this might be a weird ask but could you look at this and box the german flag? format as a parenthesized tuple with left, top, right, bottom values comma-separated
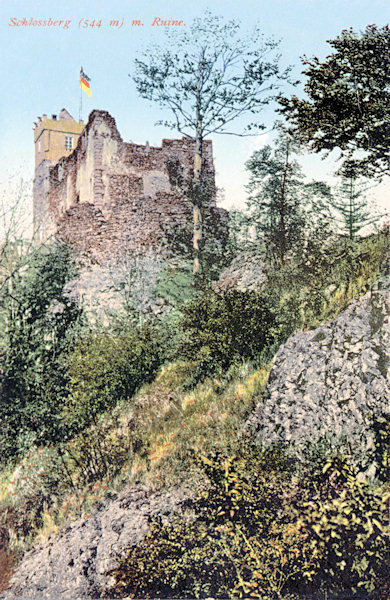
(80, 68, 91, 97)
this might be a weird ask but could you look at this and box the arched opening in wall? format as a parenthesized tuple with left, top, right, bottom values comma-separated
(75, 194, 80, 204)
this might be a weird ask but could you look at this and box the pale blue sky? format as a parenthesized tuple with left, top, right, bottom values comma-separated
(0, 0, 388, 219)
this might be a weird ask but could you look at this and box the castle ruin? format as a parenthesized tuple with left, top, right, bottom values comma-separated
(33, 109, 227, 263)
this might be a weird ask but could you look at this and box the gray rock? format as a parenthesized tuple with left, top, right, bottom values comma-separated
(65, 253, 166, 325)
(247, 283, 390, 460)
(1, 485, 189, 599)
(215, 252, 266, 292)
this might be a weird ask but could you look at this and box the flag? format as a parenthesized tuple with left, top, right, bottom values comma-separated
(80, 68, 91, 97)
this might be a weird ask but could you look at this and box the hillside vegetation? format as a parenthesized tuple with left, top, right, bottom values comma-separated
(0, 226, 389, 598)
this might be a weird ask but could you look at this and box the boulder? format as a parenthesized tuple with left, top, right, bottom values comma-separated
(1, 485, 189, 599)
(215, 252, 266, 292)
(247, 282, 390, 461)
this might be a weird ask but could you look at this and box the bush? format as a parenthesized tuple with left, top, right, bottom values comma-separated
(62, 322, 165, 434)
(64, 414, 135, 485)
(262, 229, 390, 331)
(296, 458, 389, 595)
(0, 243, 81, 462)
(109, 451, 307, 599)
(178, 290, 284, 382)
(110, 514, 235, 599)
(110, 447, 390, 599)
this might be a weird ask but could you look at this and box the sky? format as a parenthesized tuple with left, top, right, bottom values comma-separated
(0, 0, 389, 229)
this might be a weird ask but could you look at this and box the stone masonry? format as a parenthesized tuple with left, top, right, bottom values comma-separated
(33, 109, 227, 263)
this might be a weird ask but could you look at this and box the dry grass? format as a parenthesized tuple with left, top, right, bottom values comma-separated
(0, 548, 16, 592)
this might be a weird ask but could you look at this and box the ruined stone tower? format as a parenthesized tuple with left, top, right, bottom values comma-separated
(33, 109, 85, 241)
(33, 108, 85, 169)
(33, 109, 227, 261)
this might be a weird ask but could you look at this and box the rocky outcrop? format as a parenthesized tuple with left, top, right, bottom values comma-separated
(65, 253, 166, 324)
(1, 485, 189, 599)
(247, 282, 390, 461)
(215, 252, 266, 292)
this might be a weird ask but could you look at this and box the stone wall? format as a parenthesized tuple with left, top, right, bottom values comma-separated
(33, 160, 56, 241)
(34, 110, 227, 262)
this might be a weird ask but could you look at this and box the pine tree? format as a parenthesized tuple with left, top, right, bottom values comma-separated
(331, 173, 383, 239)
(245, 125, 331, 266)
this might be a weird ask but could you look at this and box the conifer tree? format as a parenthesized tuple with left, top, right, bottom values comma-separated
(332, 173, 382, 239)
(245, 125, 331, 266)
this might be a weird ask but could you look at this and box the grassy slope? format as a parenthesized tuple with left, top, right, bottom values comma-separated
(0, 229, 388, 595)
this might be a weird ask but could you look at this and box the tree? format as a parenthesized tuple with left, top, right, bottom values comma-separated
(332, 173, 383, 239)
(0, 243, 82, 461)
(279, 25, 390, 177)
(225, 208, 253, 256)
(245, 125, 332, 266)
(0, 178, 34, 298)
(132, 12, 289, 280)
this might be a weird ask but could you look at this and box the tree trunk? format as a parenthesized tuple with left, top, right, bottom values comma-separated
(192, 125, 203, 280)
(349, 177, 354, 240)
(278, 146, 290, 265)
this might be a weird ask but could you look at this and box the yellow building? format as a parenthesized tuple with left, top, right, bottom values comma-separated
(33, 108, 85, 168)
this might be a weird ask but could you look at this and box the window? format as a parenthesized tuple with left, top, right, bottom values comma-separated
(65, 136, 73, 150)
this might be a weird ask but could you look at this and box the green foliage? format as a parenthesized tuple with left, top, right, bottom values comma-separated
(279, 24, 390, 177)
(175, 228, 387, 386)
(133, 12, 290, 279)
(157, 197, 230, 281)
(297, 459, 389, 594)
(62, 322, 165, 434)
(0, 243, 81, 462)
(331, 174, 384, 239)
(109, 451, 307, 599)
(225, 208, 253, 256)
(0, 444, 77, 552)
(133, 12, 288, 141)
(155, 260, 196, 310)
(260, 228, 389, 331)
(111, 447, 390, 599)
(178, 289, 283, 381)
(64, 419, 133, 485)
(111, 514, 235, 599)
(245, 124, 332, 266)
(192, 452, 312, 598)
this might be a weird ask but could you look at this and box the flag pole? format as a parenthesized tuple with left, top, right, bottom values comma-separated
(79, 67, 82, 122)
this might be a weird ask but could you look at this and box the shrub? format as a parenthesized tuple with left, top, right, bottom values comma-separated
(0, 243, 82, 462)
(64, 414, 134, 485)
(0, 444, 78, 549)
(262, 229, 389, 331)
(296, 458, 390, 595)
(178, 289, 284, 382)
(62, 322, 165, 434)
(368, 414, 390, 484)
(110, 514, 235, 599)
(110, 447, 390, 599)
(109, 451, 307, 599)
